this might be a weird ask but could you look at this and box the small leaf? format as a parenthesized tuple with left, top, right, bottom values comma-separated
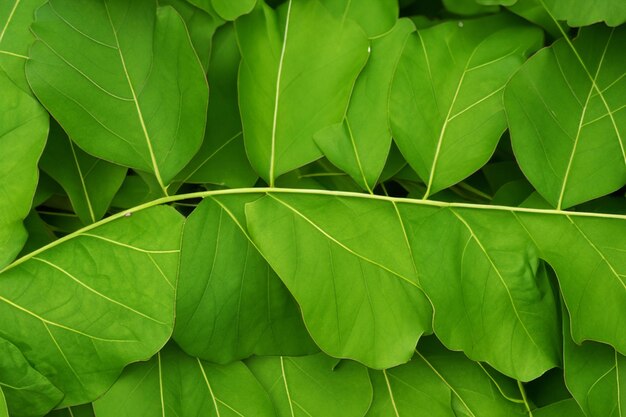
(236, 0, 368, 185)
(390, 14, 542, 198)
(39, 121, 127, 224)
(246, 353, 372, 417)
(94, 343, 275, 417)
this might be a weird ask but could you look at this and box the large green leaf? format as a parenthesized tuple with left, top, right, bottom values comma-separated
(505, 25, 626, 209)
(0, 338, 62, 417)
(0, 71, 48, 268)
(246, 193, 434, 369)
(563, 310, 625, 417)
(543, 0, 626, 27)
(174, 195, 316, 364)
(319, 0, 398, 38)
(0, 206, 183, 406)
(0, 388, 7, 417)
(236, 0, 368, 185)
(94, 343, 274, 417)
(315, 19, 415, 192)
(390, 14, 542, 198)
(244, 190, 625, 376)
(39, 121, 127, 225)
(176, 23, 257, 188)
(246, 353, 372, 417)
(46, 405, 95, 417)
(211, 0, 256, 20)
(534, 399, 585, 417)
(26, 0, 208, 192)
(0, 0, 45, 90)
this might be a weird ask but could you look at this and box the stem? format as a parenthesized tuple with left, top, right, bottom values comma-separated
(517, 380, 534, 417)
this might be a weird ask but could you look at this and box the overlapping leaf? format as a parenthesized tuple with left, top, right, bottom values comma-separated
(26, 0, 208, 192)
(236, 0, 368, 185)
(390, 14, 542, 198)
(0, 206, 183, 406)
(505, 24, 626, 209)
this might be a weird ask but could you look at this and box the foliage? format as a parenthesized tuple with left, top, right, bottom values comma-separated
(0, 0, 624, 415)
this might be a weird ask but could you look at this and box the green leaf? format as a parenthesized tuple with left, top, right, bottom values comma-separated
(563, 310, 625, 417)
(0, 338, 62, 417)
(211, 0, 256, 20)
(236, 0, 368, 185)
(159, 0, 223, 71)
(0, 206, 183, 406)
(315, 19, 415, 193)
(246, 193, 434, 369)
(176, 23, 258, 188)
(505, 25, 626, 209)
(543, 0, 626, 27)
(534, 399, 585, 417)
(400, 207, 560, 380)
(94, 343, 274, 417)
(319, 0, 398, 38)
(26, 0, 208, 192)
(0, 388, 7, 417)
(246, 353, 372, 417)
(0, 71, 48, 268)
(0, 0, 45, 90)
(390, 14, 542, 198)
(39, 121, 127, 224)
(442, 0, 499, 16)
(45, 404, 95, 417)
(174, 195, 317, 364)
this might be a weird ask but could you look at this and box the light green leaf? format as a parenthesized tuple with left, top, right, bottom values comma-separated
(236, 0, 368, 185)
(319, 0, 398, 38)
(563, 310, 625, 417)
(0, 0, 45, 90)
(0, 338, 62, 417)
(246, 193, 433, 369)
(174, 195, 317, 364)
(505, 25, 626, 209)
(390, 14, 542, 198)
(246, 353, 372, 417)
(111, 171, 165, 210)
(94, 343, 274, 417)
(400, 207, 560, 380)
(176, 23, 257, 188)
(543, 0, 626, 27)
(442, 0, 499, 16)
(20, 211, 56, 255)
(40, 121, 127, 225)
(26, 0, 208, 192)
(0, 70, 48, 268)
(159, 0, 223, 70)
(315, 19, 415, 193)
(211, 0, 256, 20)
(0, 206, 183, 406)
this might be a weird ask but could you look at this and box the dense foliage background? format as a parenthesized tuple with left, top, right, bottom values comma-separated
(0, 0, 625, 415)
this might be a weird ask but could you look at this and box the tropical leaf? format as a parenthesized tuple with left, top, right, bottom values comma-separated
(0, 338, 62, 417)
(246, 353, 372, 417)
(174, 195, 317, 364)
(505, 24, 626, 209)
(236, 0, 368, 185)
(0, 388, 7, 417)
(315, 19, 415, 192)
(534, 399, 585, 417)
(94, 343, 274, 417)
(543, 0, 626, 27)
(26, 0, 208, 192)
(39, 121, 127, 224)
(211, 0, 256, 20)
(0, 0, 45, 90)
(0, 206, 183, 406)
(390, 14, 542, 198)
(0, 70, 48, 268)
(45, 405, 95, 417)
